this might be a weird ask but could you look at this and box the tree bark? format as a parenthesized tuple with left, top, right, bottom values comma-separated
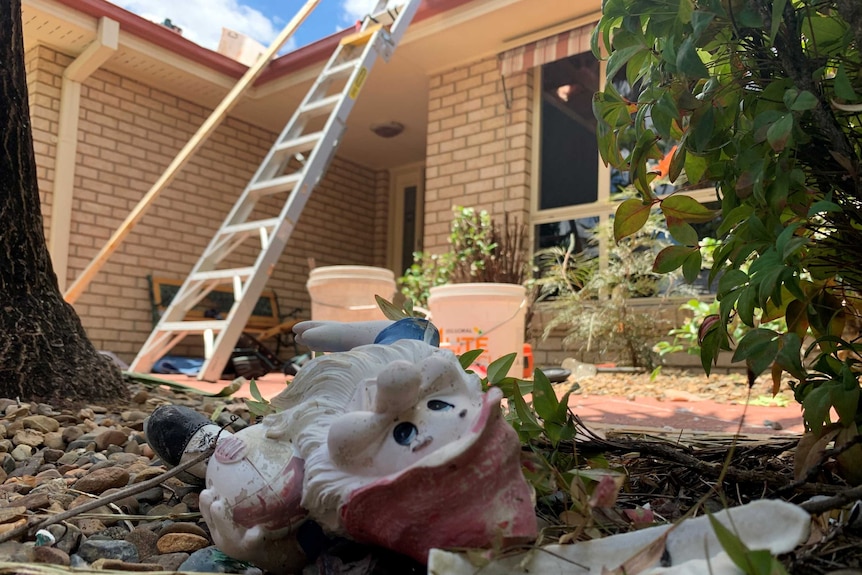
(0, 0, 126, 403)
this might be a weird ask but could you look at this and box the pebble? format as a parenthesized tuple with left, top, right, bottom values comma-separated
(156, 532, 209, 554)
(32, 545, 70, 566)
(72, 466, 130, 494)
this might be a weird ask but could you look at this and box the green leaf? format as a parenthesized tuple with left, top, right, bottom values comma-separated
(667, 217, 699, 246)
(783, 88, 818, 112)
(699, 320, 724, 375)
(678, 0, 693, 25)
(487, 353, 517, 384)
(803, 385, 833, 434)
(458, 349, 485, 370)
(717, 269, 749, 297)
(531, 369, 560, 423)
(668, 138, 687, 182)
(732, 328, 780, 376)
(661, 194, 717, 223)
(769, 0, 787, 46)
(249, 379, 265, 403)
(833, 368, 860, 424)
(776, 333, 806, 380)
(834, 63, 858, 101)
(691, 105, 715, 152)
(606, 44, 646, 86)
(511, 382, 544, 438)
(375, 295, 409, 320)
(683, 153, 708, 185)
(807, 199, 843, 217)
(737, 286, 757, 326)
(676, 36, 709, 79)
(654, 245, 698, 273)
(707, 513, 756, 571)
(614, 198, 652, 241)
(766, 113, 793, 152)
(682, 249, 702, 283)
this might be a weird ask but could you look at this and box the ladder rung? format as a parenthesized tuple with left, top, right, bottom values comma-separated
(159, 320, 228, 333)
(340, 24, 383, 47)
(190, 267, 256, 282)
(248, 173, 302, 197)
(222, 218, 280, 235)
(323, 59, 362, 80)
(298, 94, 342, 118)
(273, 131, 323, 157)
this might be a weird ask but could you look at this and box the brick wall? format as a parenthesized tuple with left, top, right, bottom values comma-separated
(424, 57, 533, 253)
(25, 45, 389, 364)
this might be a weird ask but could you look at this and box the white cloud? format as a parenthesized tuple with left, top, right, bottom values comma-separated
(110, 0, 294, 52)
(339, 0, 399, 26)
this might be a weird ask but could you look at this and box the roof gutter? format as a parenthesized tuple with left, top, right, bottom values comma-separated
(50, 0, 475, 86)
(49, 16, 118, 291)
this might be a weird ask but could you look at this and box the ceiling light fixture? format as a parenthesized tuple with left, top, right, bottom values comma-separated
(370, 121, 405, 138)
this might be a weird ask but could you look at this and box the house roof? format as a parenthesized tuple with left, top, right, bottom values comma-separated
(23, 0, 600, 168)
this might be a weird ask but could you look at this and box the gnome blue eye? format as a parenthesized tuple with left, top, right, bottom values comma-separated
(393, 422, 418, 445)
(427, 400, 455, 411)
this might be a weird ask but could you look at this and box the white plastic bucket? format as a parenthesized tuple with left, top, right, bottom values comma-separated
(306, 266, 395, 322)
(428, 283, 527, 377)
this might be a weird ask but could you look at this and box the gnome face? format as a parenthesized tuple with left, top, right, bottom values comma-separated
(327, 354, 485, 477)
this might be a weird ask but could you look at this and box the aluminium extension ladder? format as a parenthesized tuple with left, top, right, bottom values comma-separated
(130, 0, 422, 381)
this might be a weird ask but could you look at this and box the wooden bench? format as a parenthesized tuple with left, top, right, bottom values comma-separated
(147, 275, 302, 343)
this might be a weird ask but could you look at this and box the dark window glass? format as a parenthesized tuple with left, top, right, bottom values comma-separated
(539, 52, 599, 210)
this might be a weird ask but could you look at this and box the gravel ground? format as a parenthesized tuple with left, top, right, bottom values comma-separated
(0, 381, 266, 573)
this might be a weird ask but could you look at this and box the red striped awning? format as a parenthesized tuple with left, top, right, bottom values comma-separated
(499, 23, 595, 76)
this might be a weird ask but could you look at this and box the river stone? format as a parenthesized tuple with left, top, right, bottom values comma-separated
(22, 415, 60, 433)
(13, 428, 44, 448)
(71, 518, 107, 536)
(125, 528, 159, 560)
(43, 432, 65, 450)
(32, 545, 71, 566)
(53, 523, 83, 555)
(77, 539, 140, 563)
(95, 429, 129, 450)
(10, 444, 33, 461)
(152, 552, 189, 571)
(73, 466, 130, 494)
(5, 492, 50, 511)
(156, 532, 209, 554)
(42, 448, 65, 463)
(62, 426, 84, 443)
(179, 546, 260, 574)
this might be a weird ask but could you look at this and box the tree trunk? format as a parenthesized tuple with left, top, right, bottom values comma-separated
(0, 0, 127, 403)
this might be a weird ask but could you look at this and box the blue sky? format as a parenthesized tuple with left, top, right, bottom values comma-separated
(107, 0, 386, 53)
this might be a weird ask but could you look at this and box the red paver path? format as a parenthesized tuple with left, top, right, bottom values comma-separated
(150, 371, 805, 436)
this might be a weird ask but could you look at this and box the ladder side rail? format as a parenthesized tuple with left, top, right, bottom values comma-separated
(384, 1, 422, 47)
(130, 329, 189, 373)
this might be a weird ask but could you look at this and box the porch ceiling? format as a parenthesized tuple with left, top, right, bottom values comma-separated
(22, 0, 601, 170)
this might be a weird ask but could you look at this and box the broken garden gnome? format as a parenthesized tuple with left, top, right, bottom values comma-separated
(145, 318, 538, 573)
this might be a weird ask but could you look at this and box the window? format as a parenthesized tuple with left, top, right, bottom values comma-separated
(532, 46, 719, 296)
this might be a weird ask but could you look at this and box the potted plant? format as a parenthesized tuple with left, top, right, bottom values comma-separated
(399, 206, 531, 375)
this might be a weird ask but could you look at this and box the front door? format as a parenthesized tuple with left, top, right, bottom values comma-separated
(388, 164, 425, 275)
